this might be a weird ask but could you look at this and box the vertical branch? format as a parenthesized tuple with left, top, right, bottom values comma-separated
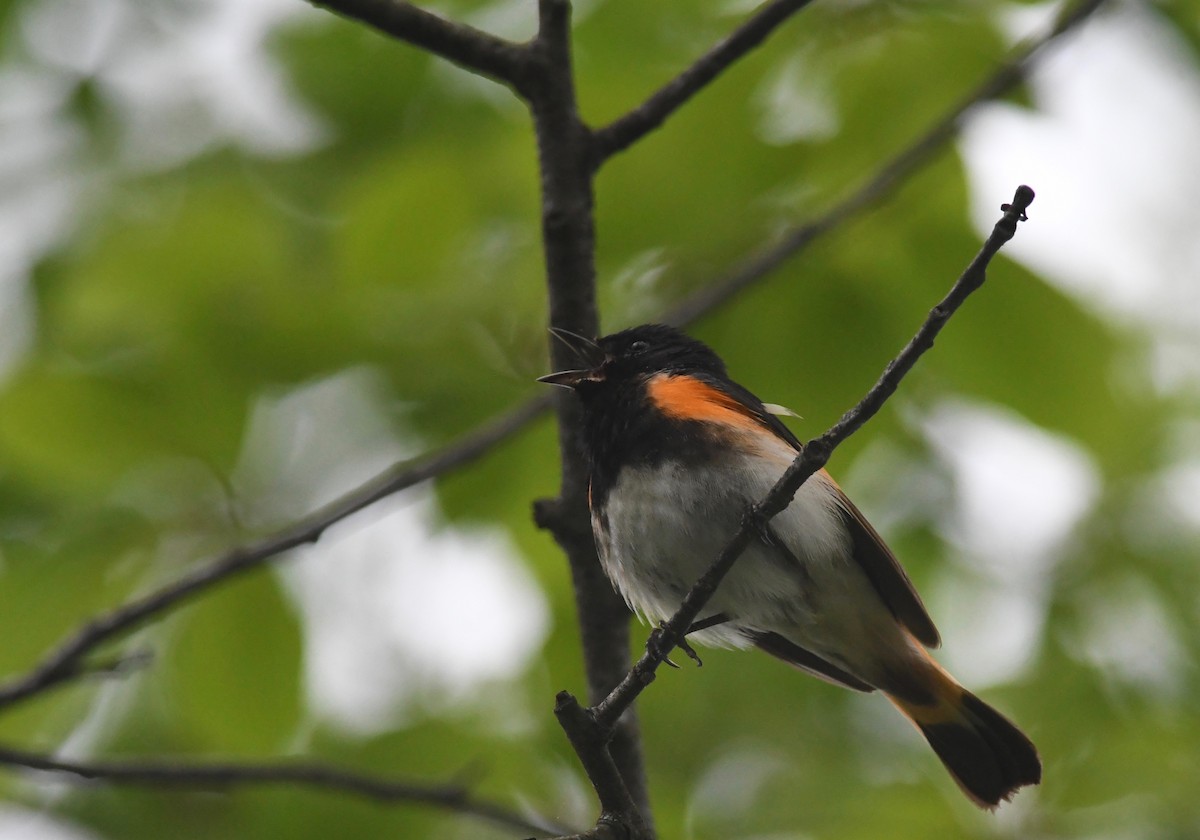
(524, 0, 653, 833)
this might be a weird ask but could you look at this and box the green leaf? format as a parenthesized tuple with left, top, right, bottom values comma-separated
(164, 570, 303, 755)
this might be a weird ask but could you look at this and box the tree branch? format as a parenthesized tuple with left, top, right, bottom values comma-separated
(592, 0, 817, 163)
(524, 0, 654, 833)
(309, 0, 535, 91)
(554, 692, 647, 836)
(660, 0, 1107, 327)
(584, 185, 1035, 734)
(0, 744, 569, 837)
(0, 395, 550, 712)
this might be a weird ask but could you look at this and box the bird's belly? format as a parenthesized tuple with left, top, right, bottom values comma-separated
(595, 455, 854, 649)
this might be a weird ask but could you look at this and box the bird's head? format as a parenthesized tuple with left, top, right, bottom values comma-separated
(538, 324, 727, 396)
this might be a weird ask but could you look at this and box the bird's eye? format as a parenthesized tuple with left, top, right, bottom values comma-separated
(629, 340, 649, 356)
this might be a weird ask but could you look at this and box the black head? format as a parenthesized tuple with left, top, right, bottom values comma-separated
(538, 324, 727, 393)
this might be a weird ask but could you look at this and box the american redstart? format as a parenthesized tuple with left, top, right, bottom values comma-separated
(540, 323, 1040, 808)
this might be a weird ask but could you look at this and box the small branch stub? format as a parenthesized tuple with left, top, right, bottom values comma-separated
(1002, 184, 1035, 222)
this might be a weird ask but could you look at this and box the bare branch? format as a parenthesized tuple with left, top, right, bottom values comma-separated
(660, 0, 1108, 327)
(553, 692, 650, 839)
(309, 0, 535, 91)
(592, 0, 817, 163)
(523, 0, 656, 830)
(0, 744, 569, 837)
(588, 186, 1035, 732)
(0, 395, 550, 712)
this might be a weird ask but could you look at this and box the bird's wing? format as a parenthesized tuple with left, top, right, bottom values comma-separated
(750, 630, 876, 692)
(710, 376, 807, 449)
(827, 480, 941, 647)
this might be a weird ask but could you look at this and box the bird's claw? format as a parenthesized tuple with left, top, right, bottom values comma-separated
(677, 635, 703, 667)
(648, 622, 703, 668)
(646, 624, 673, 665)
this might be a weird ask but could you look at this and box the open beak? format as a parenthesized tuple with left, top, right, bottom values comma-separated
(538, 327, 604, 389)
(537, 368, 590, 388)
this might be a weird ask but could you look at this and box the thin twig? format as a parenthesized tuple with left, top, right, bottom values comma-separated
(310, 0, 535, 92)
(592, 0, 817, 162)
(588, 185, 1035, 732)
(660, 0, 1108, 327)
(0, 745, 569, 837)
(0, 395, 550, 711)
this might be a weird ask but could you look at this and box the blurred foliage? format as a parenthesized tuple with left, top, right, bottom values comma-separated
(0, 0, 1199, 839)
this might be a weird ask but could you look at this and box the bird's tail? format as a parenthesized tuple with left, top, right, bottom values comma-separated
(887, 661, 1041, 809)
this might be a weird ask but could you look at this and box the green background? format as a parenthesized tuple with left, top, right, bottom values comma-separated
(1, 1, 1199, 838)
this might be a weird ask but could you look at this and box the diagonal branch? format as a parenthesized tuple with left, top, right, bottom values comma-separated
(310, 0, 535, 92)
(550, 185, 1036, 840)
(583, 186, 1035, 737)
(592, 0, 818, 163)
(0, 744, 571, 837)
(0, 395, 550, 712)
(660, 0, 1108, 327)
(0, 0, 1102, 719)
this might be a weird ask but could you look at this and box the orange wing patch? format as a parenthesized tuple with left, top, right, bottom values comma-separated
(646, 374, 765, 434)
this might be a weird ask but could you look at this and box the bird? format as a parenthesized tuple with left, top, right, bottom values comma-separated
(539, 322, 1041, 809)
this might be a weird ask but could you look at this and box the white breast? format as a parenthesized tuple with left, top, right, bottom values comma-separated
(596, 436, 854, 649)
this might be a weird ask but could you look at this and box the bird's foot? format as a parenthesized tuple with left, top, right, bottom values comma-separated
(648, 622, 704, 668)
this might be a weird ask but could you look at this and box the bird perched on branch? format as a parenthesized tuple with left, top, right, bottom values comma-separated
(540, 323, 1040, 808)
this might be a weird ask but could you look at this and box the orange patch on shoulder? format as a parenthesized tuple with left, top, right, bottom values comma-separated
(647, 374, 764, 433)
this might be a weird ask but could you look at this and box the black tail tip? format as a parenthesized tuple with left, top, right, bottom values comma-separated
(919, 692, 1041, 809)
